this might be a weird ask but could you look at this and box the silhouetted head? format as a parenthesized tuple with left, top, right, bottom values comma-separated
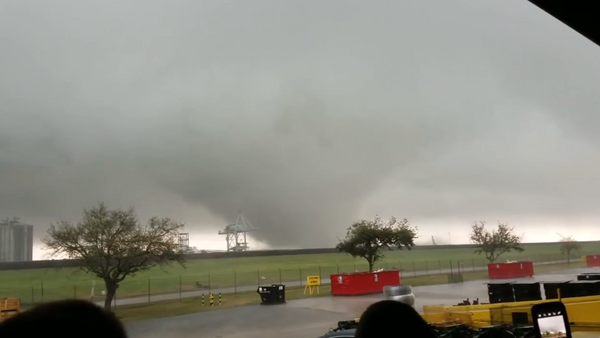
(355, 300, 437, 338)
(0, 299, 127, 338)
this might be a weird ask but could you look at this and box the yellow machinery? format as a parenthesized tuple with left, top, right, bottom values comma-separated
(0, 298, 21, 323)
(421, 295, 600, 332)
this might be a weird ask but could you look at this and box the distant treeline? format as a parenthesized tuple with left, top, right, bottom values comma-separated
(1, 241, 598, 271)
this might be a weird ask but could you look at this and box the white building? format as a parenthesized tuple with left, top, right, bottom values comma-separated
(0, 217, 34, 262)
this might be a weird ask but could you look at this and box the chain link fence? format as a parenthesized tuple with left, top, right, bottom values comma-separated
(6, 252, 585, 306)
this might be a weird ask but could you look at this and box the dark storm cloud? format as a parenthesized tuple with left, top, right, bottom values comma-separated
(1, 0, 600, 248)
(368, 1, 600, 225)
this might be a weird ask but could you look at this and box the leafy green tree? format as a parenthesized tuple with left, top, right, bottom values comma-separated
(42, 203, 185, 310)
(336, 216, 418, 272)
(470, 221, 524, 263)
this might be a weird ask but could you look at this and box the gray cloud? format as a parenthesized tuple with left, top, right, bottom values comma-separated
(1, 0, 600, 249)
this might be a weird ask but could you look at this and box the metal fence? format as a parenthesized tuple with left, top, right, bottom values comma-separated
(5, 252, 585, 307)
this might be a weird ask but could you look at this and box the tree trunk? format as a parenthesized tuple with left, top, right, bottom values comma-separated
(368, 260, 374, 272)
(103, 279, 119, 311)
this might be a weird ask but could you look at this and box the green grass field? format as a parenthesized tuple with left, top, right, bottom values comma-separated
(1, 241, 598, 305)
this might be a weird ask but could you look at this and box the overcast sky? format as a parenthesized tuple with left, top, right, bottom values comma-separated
(1, 0, 600, 257)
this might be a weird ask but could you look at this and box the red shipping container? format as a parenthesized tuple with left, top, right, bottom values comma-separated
(586, 255, 600, 267)
(487, 261, 534, 279)
(330, 270, 401, 296)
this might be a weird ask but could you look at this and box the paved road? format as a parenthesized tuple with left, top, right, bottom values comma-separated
(125, 299, 350, 338)
(108, 259, 571, 307)
(125, 267, 599, 338)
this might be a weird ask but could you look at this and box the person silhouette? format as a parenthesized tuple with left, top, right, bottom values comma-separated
(355, 300, 437, 338)
(0, 299, 128, 338)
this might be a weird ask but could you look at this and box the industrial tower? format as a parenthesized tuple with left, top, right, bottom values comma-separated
(0, 217, 34, 262)
(218, 213, 257, 252)
(178, 233, 190, 252)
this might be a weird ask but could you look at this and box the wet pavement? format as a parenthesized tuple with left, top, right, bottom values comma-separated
(112, 259, 571, 307)
(125, 304, 347, 338)
(125, 267, 600, 338)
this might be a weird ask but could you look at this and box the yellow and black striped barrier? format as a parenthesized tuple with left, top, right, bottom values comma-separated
(200, 293, 223, 306)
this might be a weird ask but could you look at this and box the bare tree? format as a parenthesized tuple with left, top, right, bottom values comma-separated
(42, 203, 185, 310)
(336, 216, 418, 272)
(470, 221, 524, 263)
(559, 235, 581, 263)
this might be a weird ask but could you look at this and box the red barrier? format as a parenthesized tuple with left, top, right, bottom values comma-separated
(586, 255, 600, 267)
(487, 261, 534, 279)
(330, 270, 401, 296)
